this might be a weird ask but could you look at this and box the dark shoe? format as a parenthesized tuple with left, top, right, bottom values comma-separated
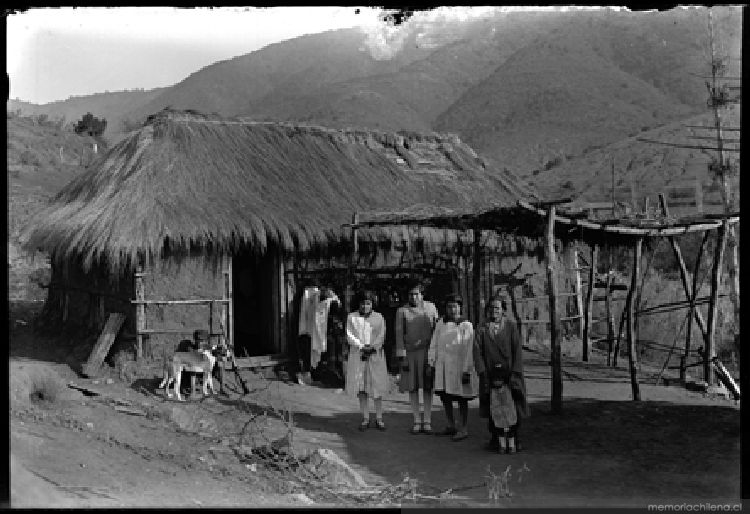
(410, 423, 422, 435)
(421, 423, 433, 435)
(451, 431, 468, 442)
(435, 426, 457, 437)
(359, 420, 371, 432)
(375, 419, 386, 431)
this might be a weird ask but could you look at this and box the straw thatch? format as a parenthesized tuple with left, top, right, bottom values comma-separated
(22, 108, 540, 272)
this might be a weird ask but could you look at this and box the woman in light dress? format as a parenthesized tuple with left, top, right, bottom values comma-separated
(427, 293, 479, 442)
(345, 290, 388, 431)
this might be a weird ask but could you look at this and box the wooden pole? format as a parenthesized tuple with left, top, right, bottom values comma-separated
(658, 194, 709, 342)
(546, 206, 562, 413)
(605, 267, 615, 367)
(705, 220, 728, 386)
(685, 232, 710, 380)
(135, 266, 145, 361)
(224, 260, 234, 352)
(574, 249, 585, 349)
(707, 9, 740, 353)
(345, 213, 358, 316)
(472, 228, 482, 325)
(613, 278, 633, 368)
(581, 245, 596, 362)
(627, 238, 642, 401)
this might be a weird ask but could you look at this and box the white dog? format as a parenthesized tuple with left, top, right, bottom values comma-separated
(159, 349, 217, 401)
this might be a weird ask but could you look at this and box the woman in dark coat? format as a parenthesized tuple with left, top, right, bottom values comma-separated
(475, 293, 530, 453)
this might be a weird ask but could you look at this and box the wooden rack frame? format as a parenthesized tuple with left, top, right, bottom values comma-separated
(132, 258, 234, 360)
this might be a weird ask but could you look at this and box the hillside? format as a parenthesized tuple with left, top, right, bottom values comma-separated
(7, 113, 101, 299)
(526, 104, 741, 216)
(436, 8, 739, 174)
(8, 87, 166, 140)
(7, 113, 101, 237)
(11, 7, 741, 189)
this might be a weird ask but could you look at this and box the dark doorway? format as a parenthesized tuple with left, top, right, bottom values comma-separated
(232, 250, 279, 357)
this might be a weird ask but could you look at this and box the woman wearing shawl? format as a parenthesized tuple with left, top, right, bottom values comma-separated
(475, 293, 530, 453)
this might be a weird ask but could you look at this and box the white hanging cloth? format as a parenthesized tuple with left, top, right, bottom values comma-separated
(298, 286, 320, 337)
(310, 290, 340, 369)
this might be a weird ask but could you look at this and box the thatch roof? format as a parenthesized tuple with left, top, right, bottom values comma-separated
(22, 108, 541, 272)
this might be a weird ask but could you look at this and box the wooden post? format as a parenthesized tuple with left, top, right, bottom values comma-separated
(580, 247, 595, 361)
(685, 232, 709, 379)
(605, 267, 615, 367)
(98, 295, 105, 331)
(345, 213, 358, 317)
(135, 266, 145, 361)
(221, 262, 228, 346)
(694, 177, 704, 213)
(222, 258, 234, 352)
(658, 194, 709, 342)
(278, 253, 288, 355)
(546, 206, 562, 413)
(627, 238, 642, 401)
(208, 299, 213, 341)
(472, 228, 482, 325)
(705, 220, 728, 386)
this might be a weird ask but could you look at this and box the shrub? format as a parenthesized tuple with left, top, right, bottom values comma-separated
(28, 373, 62, 405)
(74, 112, 107, 137)
(18, 149, 39, 166)
(544, 156, 563, 170)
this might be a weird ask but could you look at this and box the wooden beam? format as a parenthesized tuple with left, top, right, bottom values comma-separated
(686, 232, 710, 378)
(658, 193, 710, 343)
(574, 249, 585, 349)
(546, 206, 562, 414)
(135, 267, 145, 361)
(227, 260, 234, 351)
(627, 239, 642, 401)
(605, 265, 616, 367)
(705, 220, 728, 385)
(131, 299, 231, 305)
(472, 228, 482, 325)
(580, 246, 596, 361)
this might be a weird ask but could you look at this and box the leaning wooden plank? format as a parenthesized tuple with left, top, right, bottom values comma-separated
(82, 313, 126, 378)
(712, 357, 740, 400)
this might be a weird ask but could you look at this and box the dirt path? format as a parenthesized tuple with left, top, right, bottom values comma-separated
(9, 327, 740, 508)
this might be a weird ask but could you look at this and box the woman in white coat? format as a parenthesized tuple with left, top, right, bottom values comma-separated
(346, 290, 388, 431)
(427, 293, 479, 442)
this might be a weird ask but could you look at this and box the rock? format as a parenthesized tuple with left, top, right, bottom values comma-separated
(105, 378, 114, 385)
(85, 422, 94, 430)
(706, 383, 730, 398)
(92, 380, 100, 385)
(304, 448, 368, 488)
(292, 493, 314, 505)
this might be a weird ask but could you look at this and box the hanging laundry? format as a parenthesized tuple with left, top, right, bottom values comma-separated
(298, 286, 320, 337)
(311, 288, 340, 369)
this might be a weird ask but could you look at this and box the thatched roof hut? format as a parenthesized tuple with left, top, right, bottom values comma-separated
(22, 109, 540, 272)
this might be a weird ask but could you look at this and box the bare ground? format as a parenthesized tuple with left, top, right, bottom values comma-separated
(8, 304, 741, 508)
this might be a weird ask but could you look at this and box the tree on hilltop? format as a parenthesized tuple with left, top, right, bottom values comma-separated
(74, 112, 107, 137)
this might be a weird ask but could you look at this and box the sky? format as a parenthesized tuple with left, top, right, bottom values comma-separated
(7, 6, 638, 105)
(7, 6, 387, 104)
